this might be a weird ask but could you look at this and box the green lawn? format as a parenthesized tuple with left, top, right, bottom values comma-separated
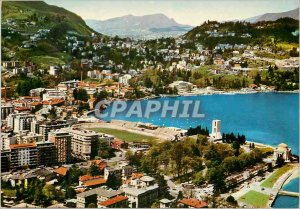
(90, 128, 158, 144)
(30, 55, 65, 68)
(261, 165, 293, 188)
(239, 190, 269, 208)
(2, 189, 16, 197)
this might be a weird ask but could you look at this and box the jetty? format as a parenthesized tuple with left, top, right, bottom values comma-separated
(269, 165, 299, 207)
(278, 190, 300, 197)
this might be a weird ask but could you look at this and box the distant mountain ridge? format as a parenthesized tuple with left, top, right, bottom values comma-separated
(86, 13, 193, 39)
(244, 8, 299, 23)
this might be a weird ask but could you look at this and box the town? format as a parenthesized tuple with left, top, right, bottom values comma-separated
(1, 1, 299, 208)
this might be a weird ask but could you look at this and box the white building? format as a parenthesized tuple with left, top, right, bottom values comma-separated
(42, 89, 66, 101)
(169, 81, 196, 94)
(123, 179, 159, 208)
(210, 120, 222, 141)
(1, 103, 14, 120)
(119, 74, 132, 86)
(68, 128, 101, 160)
(49, 66, 60, 75)
(7, 113, 36, 133)
(104, 165, 133, 181)
(273, 143, 292, 162)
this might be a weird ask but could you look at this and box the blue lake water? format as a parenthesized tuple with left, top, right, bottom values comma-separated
(273, 178, 299, 208)
(283, 178, 299, 193)
(101, 92, 299, 154)
(273, 196, 299, 208)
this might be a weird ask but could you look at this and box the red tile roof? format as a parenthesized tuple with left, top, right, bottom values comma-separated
(79, 175, 103, 182)
(131, 173, 144, 180)
(99, 196, 128, 207)
(179, 199, 208, 208)
(31, 102, 42, 106)
(54, 167, 68, 176)
(15, 107, 30, 111)
(83, 178, 106, 187)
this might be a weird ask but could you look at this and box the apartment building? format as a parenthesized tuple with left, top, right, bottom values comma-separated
(69, 128, 100, 160)
(48, 129, 72, 164)
(1, 103, 14, 120)
(30, 119, 69, 140)
(36, 140, 57, 166)
(10, 143, 38, 169)
(7, 113, 35, 133)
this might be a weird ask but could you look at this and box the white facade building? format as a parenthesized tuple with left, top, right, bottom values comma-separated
(210, 120, 222, 141)
(119, 74, 132, 86)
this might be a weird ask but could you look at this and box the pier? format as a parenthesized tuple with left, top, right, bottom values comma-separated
(278, 190, 300, 197)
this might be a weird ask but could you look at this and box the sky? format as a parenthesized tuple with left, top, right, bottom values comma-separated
(45, 0, 299, 26)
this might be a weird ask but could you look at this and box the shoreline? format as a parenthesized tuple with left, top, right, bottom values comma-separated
(115, 90, 299, 102)
(282, 165, 300, 186)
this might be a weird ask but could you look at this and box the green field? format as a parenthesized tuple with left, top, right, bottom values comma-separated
(239, 190, 269, 208)
(90, 128, 158, 143)
(261, 164, 293, 188)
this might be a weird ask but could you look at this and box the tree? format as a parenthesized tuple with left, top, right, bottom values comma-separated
(42, 184, 57, 200)
(221, 156, 240, 175)
(232, 141, 240, 156)
(106, 173, 122, 190)
(87, 203, 97, 208)
(156, 174, 171, 199)
(276, 156, 285, 166)
(205, 144, 222, 166)
(77, 88, 89, 101)
(66, 187, 76, 199)
(171, 142, 185, 178)
(193, 171, 206, 186)
(226, 195, 237, 205)
(206, 167, 226, 194)
(254, 73, 261, 85)
(88, 162, 101, 176)
(93, 90, 108, 107)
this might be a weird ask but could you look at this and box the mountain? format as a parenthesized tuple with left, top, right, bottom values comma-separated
(86, 13, 193, 39)
(2, 1, 96, 36)
(1, 1, 98, 67)
(244, 8, 299, 23)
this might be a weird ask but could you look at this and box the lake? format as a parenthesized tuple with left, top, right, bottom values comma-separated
(101, 92, 299, 154)
(273, 178, 299, 208)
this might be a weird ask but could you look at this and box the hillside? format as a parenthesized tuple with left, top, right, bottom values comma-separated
(244, 8, 299, 23)
(2, 1, 95, 35)
(1, 1, 98, 66)
(86, 13, 192, 39)
(184, 18, 299, 49)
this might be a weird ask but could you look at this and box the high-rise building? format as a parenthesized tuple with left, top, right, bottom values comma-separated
(49, 129, 72, 164)
(36, 140, 57, 166)
(69, 128, 100, 160)
(210, 120, 222, 141)
(1, 149, 11, 172)
(10, 143, 38, 169)
(1, 104, 14, 120)
(7, 113, 35, 133)
(30, 119, 69, 140)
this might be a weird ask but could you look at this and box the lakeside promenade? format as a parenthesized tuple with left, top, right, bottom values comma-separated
(232, 164, 299, 208)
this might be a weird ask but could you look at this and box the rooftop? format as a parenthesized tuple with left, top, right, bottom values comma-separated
(179, 198, 208, 208)
(98, 195, 128, 207)
(54, 167, 68, 176)
(10, 143, 36, 149)
(77, 188, 122, 198)
(83, 178, 107, 187)
(123, 184, 159, 196)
